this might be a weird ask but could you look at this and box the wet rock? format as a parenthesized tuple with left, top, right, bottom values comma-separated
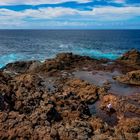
(31, 53, 97, 75)
(100, 94, 140, 118)
(55, 53, 93, 65)
(3, 60, 40, 73)
(118, 49, 140, 66)
(115, 70, 140, 85)
(28, 61, 42, 72)
(0, 52, 140, 139)
(35, 53, 76, 73)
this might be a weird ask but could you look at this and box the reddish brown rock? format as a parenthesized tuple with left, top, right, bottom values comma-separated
(56, 120, 93, 140)
(99, 94, 140, 118)
(0, 51, 140, 139)
(63, 79, 98, 104)
(118, 49, 140, 67)
(3, 60, 41, 73)
(115, 117, 140, 139)
(115, 70, 140, 85)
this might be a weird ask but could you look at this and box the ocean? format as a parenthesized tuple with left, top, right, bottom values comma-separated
(0, 30, 140, 68)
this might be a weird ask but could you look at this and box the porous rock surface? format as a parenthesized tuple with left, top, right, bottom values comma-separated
(115, 70, 140, 85)
(0, 50, 140, 140)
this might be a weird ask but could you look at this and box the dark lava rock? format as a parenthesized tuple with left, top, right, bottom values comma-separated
(57, 120, 93, 140)
(31, 53, 97, 74)
(2, 60, 41, 73)
(0, 51, 140, 139)
(46, 104, 62, 123)
(0, 94, 5, 111)
(118, 49, 140, 67)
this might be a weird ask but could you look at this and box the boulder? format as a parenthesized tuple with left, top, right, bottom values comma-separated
(118, 49, 140, 66)
(3, 60, 41, 73)
(115, 70, 140, 85)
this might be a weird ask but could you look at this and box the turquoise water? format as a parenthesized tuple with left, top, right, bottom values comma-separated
(0, 30, 140, 68)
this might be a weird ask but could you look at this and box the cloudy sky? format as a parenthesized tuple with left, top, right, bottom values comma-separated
(0, 0, 140, 29)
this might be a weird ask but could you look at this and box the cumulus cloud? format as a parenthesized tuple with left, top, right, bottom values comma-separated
(0, 6, 140, 28)
(0, 0, 91, 5)
(0, 6, 140, 19)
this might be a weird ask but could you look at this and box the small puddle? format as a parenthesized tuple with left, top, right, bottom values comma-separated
(73, 70, 140, 96)
(88, 101, 118, 126)
(89, 100, 140, 125)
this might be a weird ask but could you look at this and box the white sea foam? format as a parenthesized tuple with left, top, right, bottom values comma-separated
(73, 48, 125, 60)
(0, 30, 139, 69)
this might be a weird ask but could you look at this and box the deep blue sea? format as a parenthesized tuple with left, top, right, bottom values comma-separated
(0, 30, 140, 68)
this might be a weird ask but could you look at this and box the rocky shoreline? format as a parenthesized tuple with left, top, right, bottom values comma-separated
(0, 49, 140, 140)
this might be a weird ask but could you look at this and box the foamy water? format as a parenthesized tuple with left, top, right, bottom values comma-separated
(0, 30, 140, 68)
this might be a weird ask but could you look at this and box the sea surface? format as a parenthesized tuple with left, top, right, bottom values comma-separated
(0, 30, 140, 68)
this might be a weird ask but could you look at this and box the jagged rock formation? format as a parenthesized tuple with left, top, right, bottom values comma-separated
(0, 50, 140, 139)
(118, 49, 140, 67)
(115, 70, 140, 85)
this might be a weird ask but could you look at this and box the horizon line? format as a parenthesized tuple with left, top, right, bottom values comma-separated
(0, 29, 140, 30)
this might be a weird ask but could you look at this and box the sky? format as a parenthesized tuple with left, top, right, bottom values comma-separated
(0, 0, 140, 29)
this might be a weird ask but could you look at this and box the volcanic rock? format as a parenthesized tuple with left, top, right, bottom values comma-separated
(63, 79, 99, 104)
(118, 49, 140, 67)
(3, 60, 41, 73)
(57, 120, 93, 140)
(0, 51, 140, 139)
(115, 70, 140, 85)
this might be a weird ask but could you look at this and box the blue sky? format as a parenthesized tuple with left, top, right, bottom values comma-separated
(0, 0, 140, 29)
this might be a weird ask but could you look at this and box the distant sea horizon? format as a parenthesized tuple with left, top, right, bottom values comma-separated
(0, 29, 140, 30)
(0, 29, 140, 68)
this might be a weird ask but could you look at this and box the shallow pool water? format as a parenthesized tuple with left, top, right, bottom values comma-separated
(73, 70, 140, 96)
(88, 101, 119, 126)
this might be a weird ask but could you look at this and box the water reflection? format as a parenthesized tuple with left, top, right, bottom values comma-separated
(73, 70, 140, 96)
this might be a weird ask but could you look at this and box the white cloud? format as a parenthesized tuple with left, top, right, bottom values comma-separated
(1, 6, 140, 19)
(0, 0, 128, 5)
(90, 6, 140, 16)
(0, 6, 140, 28)
(111, 0, 125, 4)
(0, 0, 91, 5)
